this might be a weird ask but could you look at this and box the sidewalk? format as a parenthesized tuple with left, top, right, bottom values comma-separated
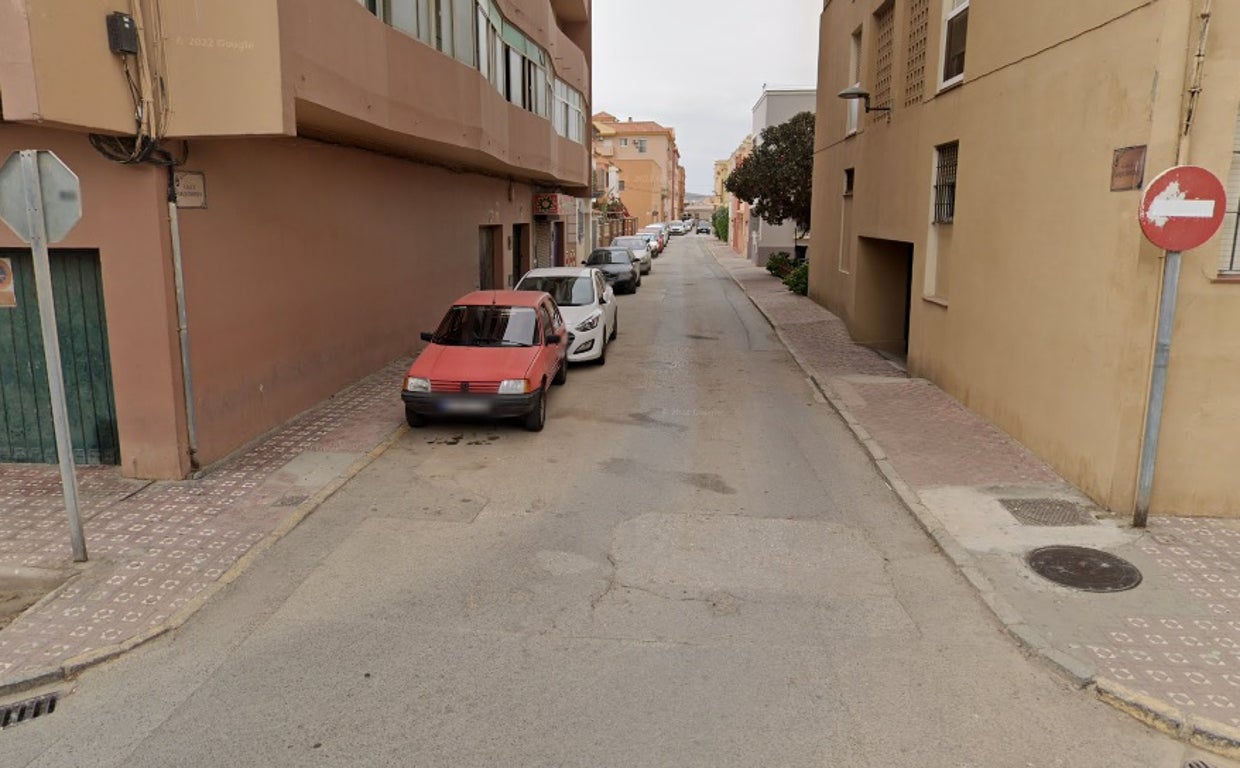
(710, 242, 1240, 759)
(0, 360, 408, 695)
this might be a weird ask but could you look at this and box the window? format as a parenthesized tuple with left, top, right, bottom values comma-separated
(933, 142, 959, 223)
(941, 0, 968, 86)
(620, 138, 629, 147)
(388, 0, 426, 41)
(451, 0, 475, 65)
(635, 138, 648, 153)
(847, 27, 862, 134)
(843, 168, 855, 195)
(1219, 107, 1240, 274)
(618, 180, 625, 191)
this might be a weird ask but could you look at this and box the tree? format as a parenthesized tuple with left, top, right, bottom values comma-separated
(724, 111, 815, 238)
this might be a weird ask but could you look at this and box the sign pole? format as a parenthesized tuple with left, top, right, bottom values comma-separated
(19, 151, 87, 561)
(1133, 249, 1181, 529)
(1133, 165, 1227, 528)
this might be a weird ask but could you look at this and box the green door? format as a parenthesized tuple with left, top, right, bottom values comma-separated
(0, 249, 119, 465)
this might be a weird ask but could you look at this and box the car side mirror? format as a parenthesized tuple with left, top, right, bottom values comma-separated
(545, 333, 562, 345)
(600, 294, 608, 305)
(420, 332, 434, 342)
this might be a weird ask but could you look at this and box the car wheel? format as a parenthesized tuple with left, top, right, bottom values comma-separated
(610, 314, 618, 341)
(405, 406, 428, 428)
(522, 387, 546, 431)
(553, 358, 567, 385)
(636, 273, 642, 288)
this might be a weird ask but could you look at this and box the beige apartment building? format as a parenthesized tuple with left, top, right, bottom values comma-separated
(0, 0, 589, 479)
(592, 113, 683, 228)
(809, 0, 1240, 518)
(719, 136, 754, 256)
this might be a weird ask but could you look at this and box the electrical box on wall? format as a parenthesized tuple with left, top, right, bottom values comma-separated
(106, 12, 139, 55)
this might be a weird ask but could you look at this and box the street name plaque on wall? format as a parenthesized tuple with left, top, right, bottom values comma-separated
(1110, 145, 1147, 192)
(174, 171, 207, 209)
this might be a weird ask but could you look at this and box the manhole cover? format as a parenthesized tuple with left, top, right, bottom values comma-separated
(1001, 498, 1095, 526)
(1026, 546, 1143, 592)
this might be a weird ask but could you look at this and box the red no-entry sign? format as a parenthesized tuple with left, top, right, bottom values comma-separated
(1138, 165, 1227, 252)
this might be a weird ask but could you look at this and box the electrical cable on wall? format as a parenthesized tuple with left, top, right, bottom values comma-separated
(90, 1, 180, 168)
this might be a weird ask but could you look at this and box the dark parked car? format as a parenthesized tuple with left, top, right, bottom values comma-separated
(584, 247, 641, 294)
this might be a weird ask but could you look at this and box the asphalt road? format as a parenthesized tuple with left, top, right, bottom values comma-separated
(0, 235, 1207, 767)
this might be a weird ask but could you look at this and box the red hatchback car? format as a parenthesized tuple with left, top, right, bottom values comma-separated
(401, 291, 569, 431)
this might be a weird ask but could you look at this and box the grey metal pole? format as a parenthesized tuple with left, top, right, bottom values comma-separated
(1134, 249, 1182, 528)
(20, 151, 87, 561)
(168, 199, 200, 471)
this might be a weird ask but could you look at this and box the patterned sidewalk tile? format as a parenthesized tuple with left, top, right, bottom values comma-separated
(0, 359, 407, 684)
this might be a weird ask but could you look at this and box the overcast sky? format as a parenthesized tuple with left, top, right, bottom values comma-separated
(592, 0, 822, 196)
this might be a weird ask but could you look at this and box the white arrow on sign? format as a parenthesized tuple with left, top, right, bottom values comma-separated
(1145, 181, 1216, 226)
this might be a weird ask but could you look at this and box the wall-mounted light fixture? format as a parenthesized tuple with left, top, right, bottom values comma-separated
(837, 86, 891, 114)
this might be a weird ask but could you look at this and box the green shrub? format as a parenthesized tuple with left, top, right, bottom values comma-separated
(711, 206, 728, 242)
(783, 263, 809, 295)
(765, 251, 793, 277)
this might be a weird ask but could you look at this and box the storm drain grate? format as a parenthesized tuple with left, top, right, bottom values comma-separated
(1000, 498, 1095, 526)
(0, 692, 58, 729)
(1185, 761, 1215, 768)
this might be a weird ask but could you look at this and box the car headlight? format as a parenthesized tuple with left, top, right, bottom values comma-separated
(405, 376, 431, 392)
(498, 379, 530, 394)
(575, 312, 602, 332)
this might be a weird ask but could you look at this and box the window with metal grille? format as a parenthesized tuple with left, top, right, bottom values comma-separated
(934, 142, 959, 224)
(905, 0, 930, 106)
(942, 0, 968, 85)
(1220, 107, 1240, 274)
(873, 2, 895, 110)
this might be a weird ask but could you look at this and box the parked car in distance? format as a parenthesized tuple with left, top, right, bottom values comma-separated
(634, 234, 658, 272)
(638, 225, 665, 255)
(586, 247, 641, 293)
(516, 267, 617, 365)
(611, 236, 653, 273)
(668, 221, 685, 235)
(697, 223, 711, 234)
(401, 290, 568, 431)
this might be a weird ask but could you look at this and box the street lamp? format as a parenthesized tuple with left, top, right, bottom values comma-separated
(837, 85, 891, 115)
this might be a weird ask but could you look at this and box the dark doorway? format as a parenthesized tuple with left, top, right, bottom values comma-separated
(552, 221, 565, 267)
(855, 238, 914, 359)
(512, 223, 529, 286)
(0, 249, 119, 465)
(478, 225, 502, 290)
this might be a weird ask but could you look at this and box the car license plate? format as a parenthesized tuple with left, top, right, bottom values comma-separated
(440, 397, 489, 414)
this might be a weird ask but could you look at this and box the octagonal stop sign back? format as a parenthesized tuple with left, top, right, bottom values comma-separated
(0, 150, 82, 245)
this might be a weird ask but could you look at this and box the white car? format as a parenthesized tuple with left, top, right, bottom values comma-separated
(515, 267, 618, 364)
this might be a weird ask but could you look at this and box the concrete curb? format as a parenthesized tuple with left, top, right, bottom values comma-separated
(0, 424, 408, 700)
(708, 246, 1240, 758)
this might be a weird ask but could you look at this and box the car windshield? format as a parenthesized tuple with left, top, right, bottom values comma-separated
(516, 276, 594, 306)
(586, 249, 631, 266)
(431, 305, 538, 347)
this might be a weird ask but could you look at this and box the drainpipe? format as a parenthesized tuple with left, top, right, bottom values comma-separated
(1133, 0, 1211, 527)
(167, 169, 200, 472)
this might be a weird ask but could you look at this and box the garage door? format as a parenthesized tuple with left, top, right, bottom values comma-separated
(0, 249, 119, 465)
